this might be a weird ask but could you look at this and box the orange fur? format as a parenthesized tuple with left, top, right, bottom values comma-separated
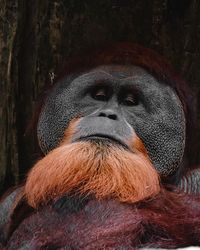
(25, 120, 160, 208)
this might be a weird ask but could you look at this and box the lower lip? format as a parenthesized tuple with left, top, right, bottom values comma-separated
(78, 135, 112, 142)
(77, 135, 129, 150)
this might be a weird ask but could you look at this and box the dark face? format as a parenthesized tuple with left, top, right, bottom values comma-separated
(37, 65, 185, 178)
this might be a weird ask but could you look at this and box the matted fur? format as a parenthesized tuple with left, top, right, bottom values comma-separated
(25, 121, 160, 208)
(6, 189, 200, 249)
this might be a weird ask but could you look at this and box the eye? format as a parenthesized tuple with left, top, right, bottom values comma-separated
(91, 88, 108, 101)
(123, 94, 139, 106)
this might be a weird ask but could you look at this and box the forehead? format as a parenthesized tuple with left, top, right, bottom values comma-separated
(90, 65, 153, 79)
(57, 64, 170, 95)
(75, 64, 163, 92)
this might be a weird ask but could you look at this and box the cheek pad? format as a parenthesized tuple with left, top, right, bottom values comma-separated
(37, 85, 80, 154)
(133, 95, 185, 177)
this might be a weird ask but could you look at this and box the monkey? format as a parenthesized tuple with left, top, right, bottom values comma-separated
(1, 42, 200, 249)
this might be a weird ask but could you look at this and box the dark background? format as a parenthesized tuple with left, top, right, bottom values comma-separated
(1, 0, 200, 194)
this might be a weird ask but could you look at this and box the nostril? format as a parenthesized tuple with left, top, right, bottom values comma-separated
(108, 114, 117, 120)
(99, 112, 107, 117)
(98, 111, 118, 120)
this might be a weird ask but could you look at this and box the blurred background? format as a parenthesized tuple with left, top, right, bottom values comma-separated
(1, 0, 200, 194)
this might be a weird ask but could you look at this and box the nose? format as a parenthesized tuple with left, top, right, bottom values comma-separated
(98, 109, 118, 120)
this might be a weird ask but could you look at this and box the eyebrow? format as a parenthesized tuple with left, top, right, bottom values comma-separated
(118, 82, 142, 96)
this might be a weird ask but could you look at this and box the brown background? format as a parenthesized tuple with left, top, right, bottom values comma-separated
(0, 0, 200, 194)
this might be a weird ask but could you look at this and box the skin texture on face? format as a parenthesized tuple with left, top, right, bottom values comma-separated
(37, 65, 185, 178)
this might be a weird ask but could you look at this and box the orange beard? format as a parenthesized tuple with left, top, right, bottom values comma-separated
(25, 122, 160, 208)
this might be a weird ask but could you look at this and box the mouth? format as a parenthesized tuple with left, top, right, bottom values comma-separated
(77, 134, 129, 150)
